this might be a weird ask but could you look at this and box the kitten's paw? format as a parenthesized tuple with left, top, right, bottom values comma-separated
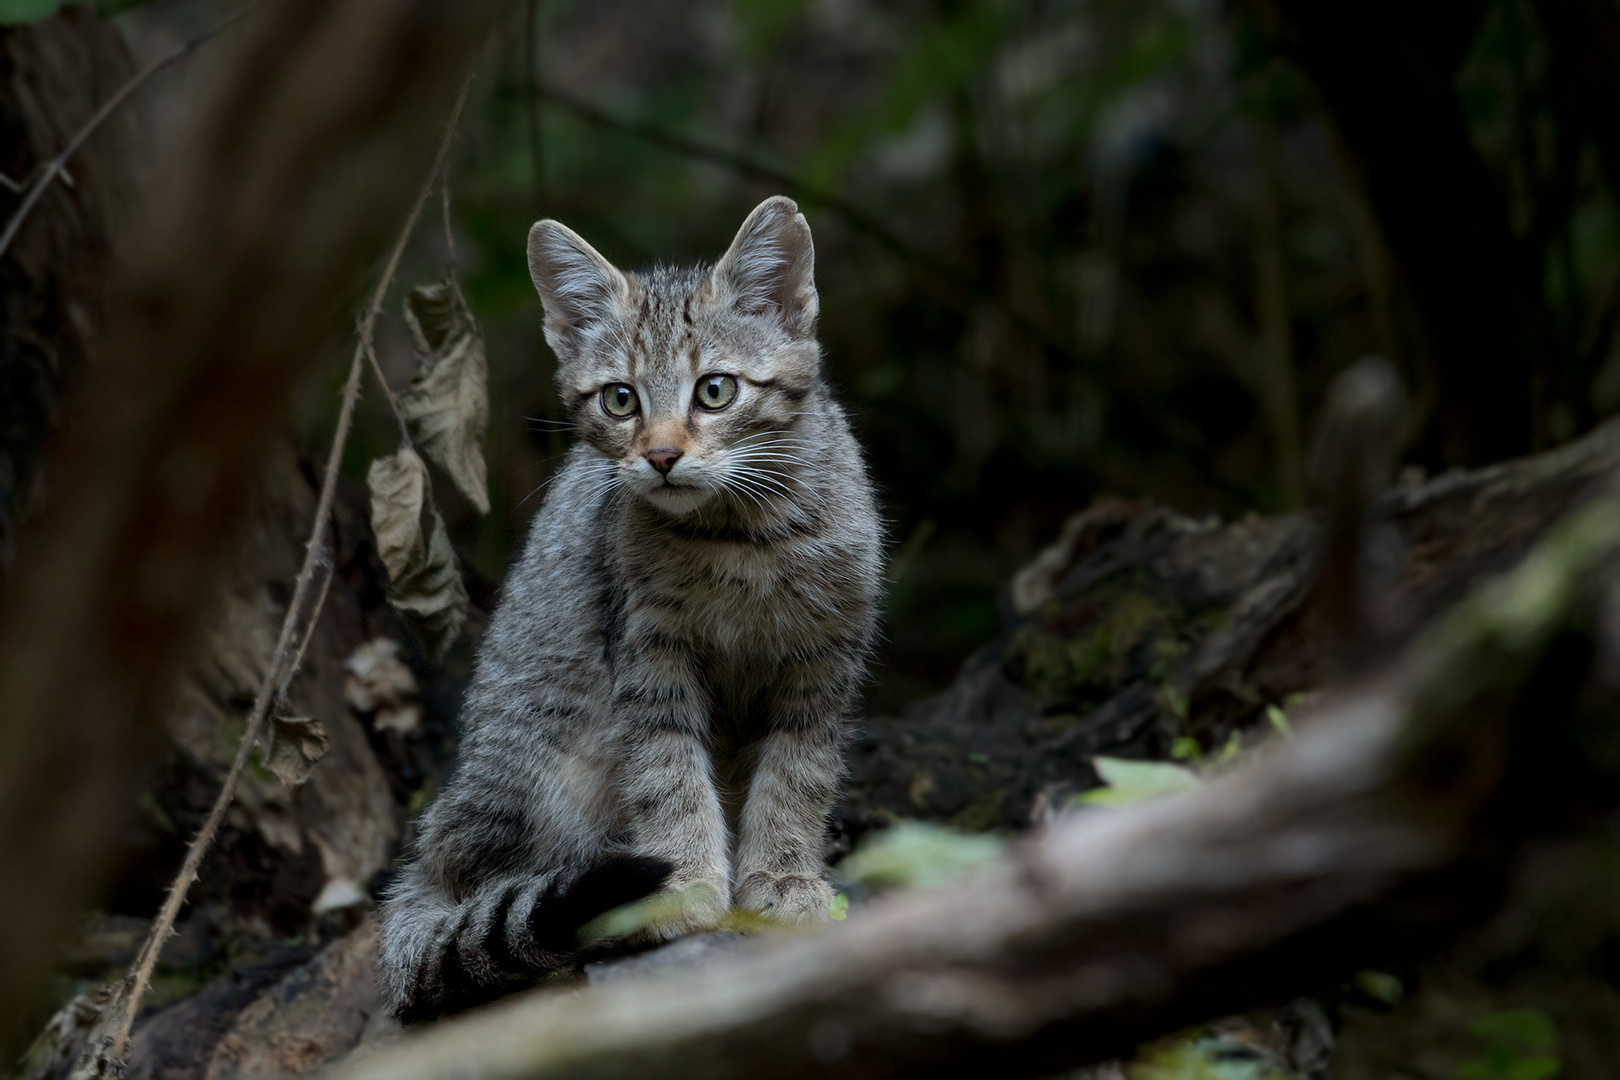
(735, 871, 834, 928)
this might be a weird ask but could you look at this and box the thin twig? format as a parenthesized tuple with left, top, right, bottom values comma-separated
(95, 71, 476, 1074)
(360, 75, 473, 449)
(278, 557, 334, 702)
(362, 312, 413, 448)
(529, 82, 924, 267)
(0, 1, 263, 260)
(441, 172, 459, 270)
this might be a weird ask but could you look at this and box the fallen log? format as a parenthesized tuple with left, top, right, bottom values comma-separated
(840, 416, 1620, 842)
(331, 476, 1620, 1079)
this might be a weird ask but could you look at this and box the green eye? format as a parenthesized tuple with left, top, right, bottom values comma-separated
(601, 384, 639, 418)
(694, 374, 738, 411)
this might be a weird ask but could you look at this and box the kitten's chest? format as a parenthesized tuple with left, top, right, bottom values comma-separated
(638, 533, 839, 655)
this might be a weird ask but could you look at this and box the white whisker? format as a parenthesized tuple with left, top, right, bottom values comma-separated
(718, 474, 767, 513)
(730, 466, 794, 499)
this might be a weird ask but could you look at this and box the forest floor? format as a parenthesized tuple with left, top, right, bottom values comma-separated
(14, 420, 1620, 1080)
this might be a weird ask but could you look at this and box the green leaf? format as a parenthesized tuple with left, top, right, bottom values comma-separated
(577, 880, 725, 946)
(836, 821, 1003, 891)
(0, 0, 63, 26)
(1129, 1033, 1290, 1080)
(1080, 756, 1201, 806)
(1454, 1057, 1560, 1080)
(1353, 970, 1404, 1005)
(965, 751, 990, 765)
(1470, 1010, 1558, 1052)
(1265, 704, 1292, 738)
(1171, 736, 1203, 762)
(829, 891, 849, 921)
(1504, 1058, 1560, 1080)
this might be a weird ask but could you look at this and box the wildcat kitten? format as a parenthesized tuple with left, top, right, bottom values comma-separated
(376, 196, 883, 1022)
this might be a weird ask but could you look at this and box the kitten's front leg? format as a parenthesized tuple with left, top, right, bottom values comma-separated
(614, 625, 730, 938)
(734, 655, 853, 926)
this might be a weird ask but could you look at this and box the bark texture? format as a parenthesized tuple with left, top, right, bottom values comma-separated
(0, 11, 130, 572)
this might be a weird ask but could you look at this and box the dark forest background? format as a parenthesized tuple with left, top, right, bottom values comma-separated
(303, 0, 1620, 713)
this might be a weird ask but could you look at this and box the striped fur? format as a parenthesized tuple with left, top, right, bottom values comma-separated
(377, 197, 883, 1021)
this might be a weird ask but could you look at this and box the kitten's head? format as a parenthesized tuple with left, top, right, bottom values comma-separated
(527, 196, 820, 516)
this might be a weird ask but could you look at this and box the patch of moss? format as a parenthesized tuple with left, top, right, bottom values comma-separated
(951, 788, 1007, 832)
(1007, 581, 1192, 710)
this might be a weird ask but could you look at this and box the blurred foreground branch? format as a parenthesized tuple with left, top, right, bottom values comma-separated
(340, 493, 1620, 1079)
(0, 0, 503, 1048)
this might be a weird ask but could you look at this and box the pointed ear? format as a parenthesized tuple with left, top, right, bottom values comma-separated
(527, 220, 630, 360)
(709, 196, 818, 338)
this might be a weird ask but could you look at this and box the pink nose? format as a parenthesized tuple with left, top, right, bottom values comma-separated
(646, 447, 683, 475)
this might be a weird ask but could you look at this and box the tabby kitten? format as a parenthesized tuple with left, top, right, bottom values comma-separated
(377, 196, 883, 1022)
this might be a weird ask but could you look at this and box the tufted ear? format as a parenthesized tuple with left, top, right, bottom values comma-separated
(527, 219, 630, 361)
(709, 195, 818, 339)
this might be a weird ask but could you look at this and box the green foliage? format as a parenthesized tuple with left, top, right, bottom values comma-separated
(0, 0, 62, 25)
(1352, 969, 1404, 1006)
(828, 891, 849, 921)
(577, 882, 784, 946)
(836, 821, 1004, 891)
(1454, 1010, 1560, 1080)
(1264, 704, 1292, 738)
(1129, 1033, 1295, 1080)
(1165, 734, 1243, 772)
(1078, 755, 1201, 806)
(1170, 735, 1201, 761)
(0, 0, 152, 23)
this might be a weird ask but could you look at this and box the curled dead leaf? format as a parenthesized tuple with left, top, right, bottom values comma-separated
(367, 447, 470, 660)
(400, 280, 490, 514)
(262, 713, 329, 787)
(344, 637, 422, 735)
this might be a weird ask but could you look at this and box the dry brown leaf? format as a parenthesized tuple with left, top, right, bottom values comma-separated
(399, 280, 490, 514)
(344, 638, 422, 735)
(262, 713, 329, 787)
(366, 447, 470, 659)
